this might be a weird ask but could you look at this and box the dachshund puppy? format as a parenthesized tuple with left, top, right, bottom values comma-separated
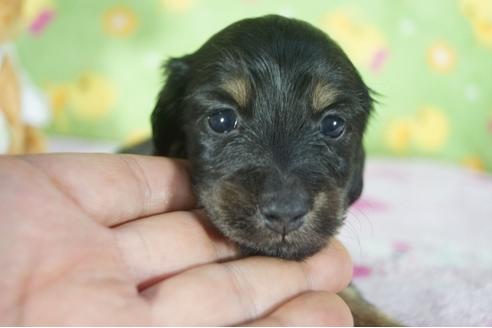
(147, 15, 398, 326)
(152, 15, 368, 259)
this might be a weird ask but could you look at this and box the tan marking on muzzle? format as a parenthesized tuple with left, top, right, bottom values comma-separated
(304, 190, 344, 223)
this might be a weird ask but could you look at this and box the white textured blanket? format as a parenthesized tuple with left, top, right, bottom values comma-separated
(341, 159, 492, 326)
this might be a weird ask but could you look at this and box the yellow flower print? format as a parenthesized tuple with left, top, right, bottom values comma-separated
(461, 0, 492, 49)
(22, 0, 55, 23)
(427, 42, 456, 73)
(45, 84, 70, 131)
(69, 72, 117, 120)
(385, 106, 449, 153)
(103, 5, 138, 37)
(385, 118, 414, 152)
(412, 106, 449, 151)
(475, 20, 492, 46)
(124, 129, 151, 147)
(44, 73, 116, 124)
(320, 8, 387, 71)
(45, 84, 69, 113)
(462, 155, 485, 172)
(160, 0, 195, 13)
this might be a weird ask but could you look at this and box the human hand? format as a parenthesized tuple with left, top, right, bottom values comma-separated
(0, 154, 353, 326)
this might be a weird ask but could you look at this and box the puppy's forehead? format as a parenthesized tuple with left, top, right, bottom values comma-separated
(219, 71, 340, 115)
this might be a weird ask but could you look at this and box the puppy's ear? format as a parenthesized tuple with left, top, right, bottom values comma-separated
(151, 56, 191, 157)
(348, 87, 374, 205)
(347, 148, 365, 205)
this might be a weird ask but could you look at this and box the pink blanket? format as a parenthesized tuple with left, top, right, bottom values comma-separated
(342, 159, 492, 326)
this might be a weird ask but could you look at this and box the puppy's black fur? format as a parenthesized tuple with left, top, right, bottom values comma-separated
(152, 15, 372, 260)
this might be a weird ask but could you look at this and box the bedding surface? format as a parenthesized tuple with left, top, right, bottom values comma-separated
(342, 159, 492, 326)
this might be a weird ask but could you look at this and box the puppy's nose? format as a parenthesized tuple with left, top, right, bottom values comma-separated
(260, 193, 309, 234)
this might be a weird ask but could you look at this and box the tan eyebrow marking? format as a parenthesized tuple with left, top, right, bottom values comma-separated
(221, 78, 249, 108)
(312, 82, 339, 113)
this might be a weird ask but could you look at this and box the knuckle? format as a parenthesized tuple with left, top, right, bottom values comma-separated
(293, 292, 354, 326)
(334, 241, 353, 291)
(305, 239, 353, 292)
(322, 294, 354, 326)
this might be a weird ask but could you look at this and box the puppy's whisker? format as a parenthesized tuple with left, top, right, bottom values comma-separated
(348, 206, 375, 236)
(340, 212, 363, 257)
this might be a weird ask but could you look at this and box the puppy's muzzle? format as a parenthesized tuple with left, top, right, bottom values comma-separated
(258, 174, 310, 235)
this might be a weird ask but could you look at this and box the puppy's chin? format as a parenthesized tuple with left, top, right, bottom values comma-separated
(236, 234, 329, 261)
(234, 209, 343, 260)
(198, 183, 344, 261)
(208, 213, 340, 261)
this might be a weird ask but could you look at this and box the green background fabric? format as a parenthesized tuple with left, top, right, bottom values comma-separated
(16, 0, 492, 170)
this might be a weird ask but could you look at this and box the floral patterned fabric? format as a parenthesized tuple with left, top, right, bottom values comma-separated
(15, 0, 492, 170)
(343, 159, 492, 326)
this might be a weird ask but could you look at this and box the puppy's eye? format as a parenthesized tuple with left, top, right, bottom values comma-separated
(208, 109, 238, 133)
(320, 115, 345, 138)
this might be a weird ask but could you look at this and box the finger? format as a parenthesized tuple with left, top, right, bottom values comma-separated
(21, 154, 195, 226)
(113, 210, 237, 286)
(143, 239, 352, 326)
(245, 291, 353, 326)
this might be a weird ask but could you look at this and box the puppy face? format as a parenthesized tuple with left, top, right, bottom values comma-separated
(152, 15, 373, 260)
